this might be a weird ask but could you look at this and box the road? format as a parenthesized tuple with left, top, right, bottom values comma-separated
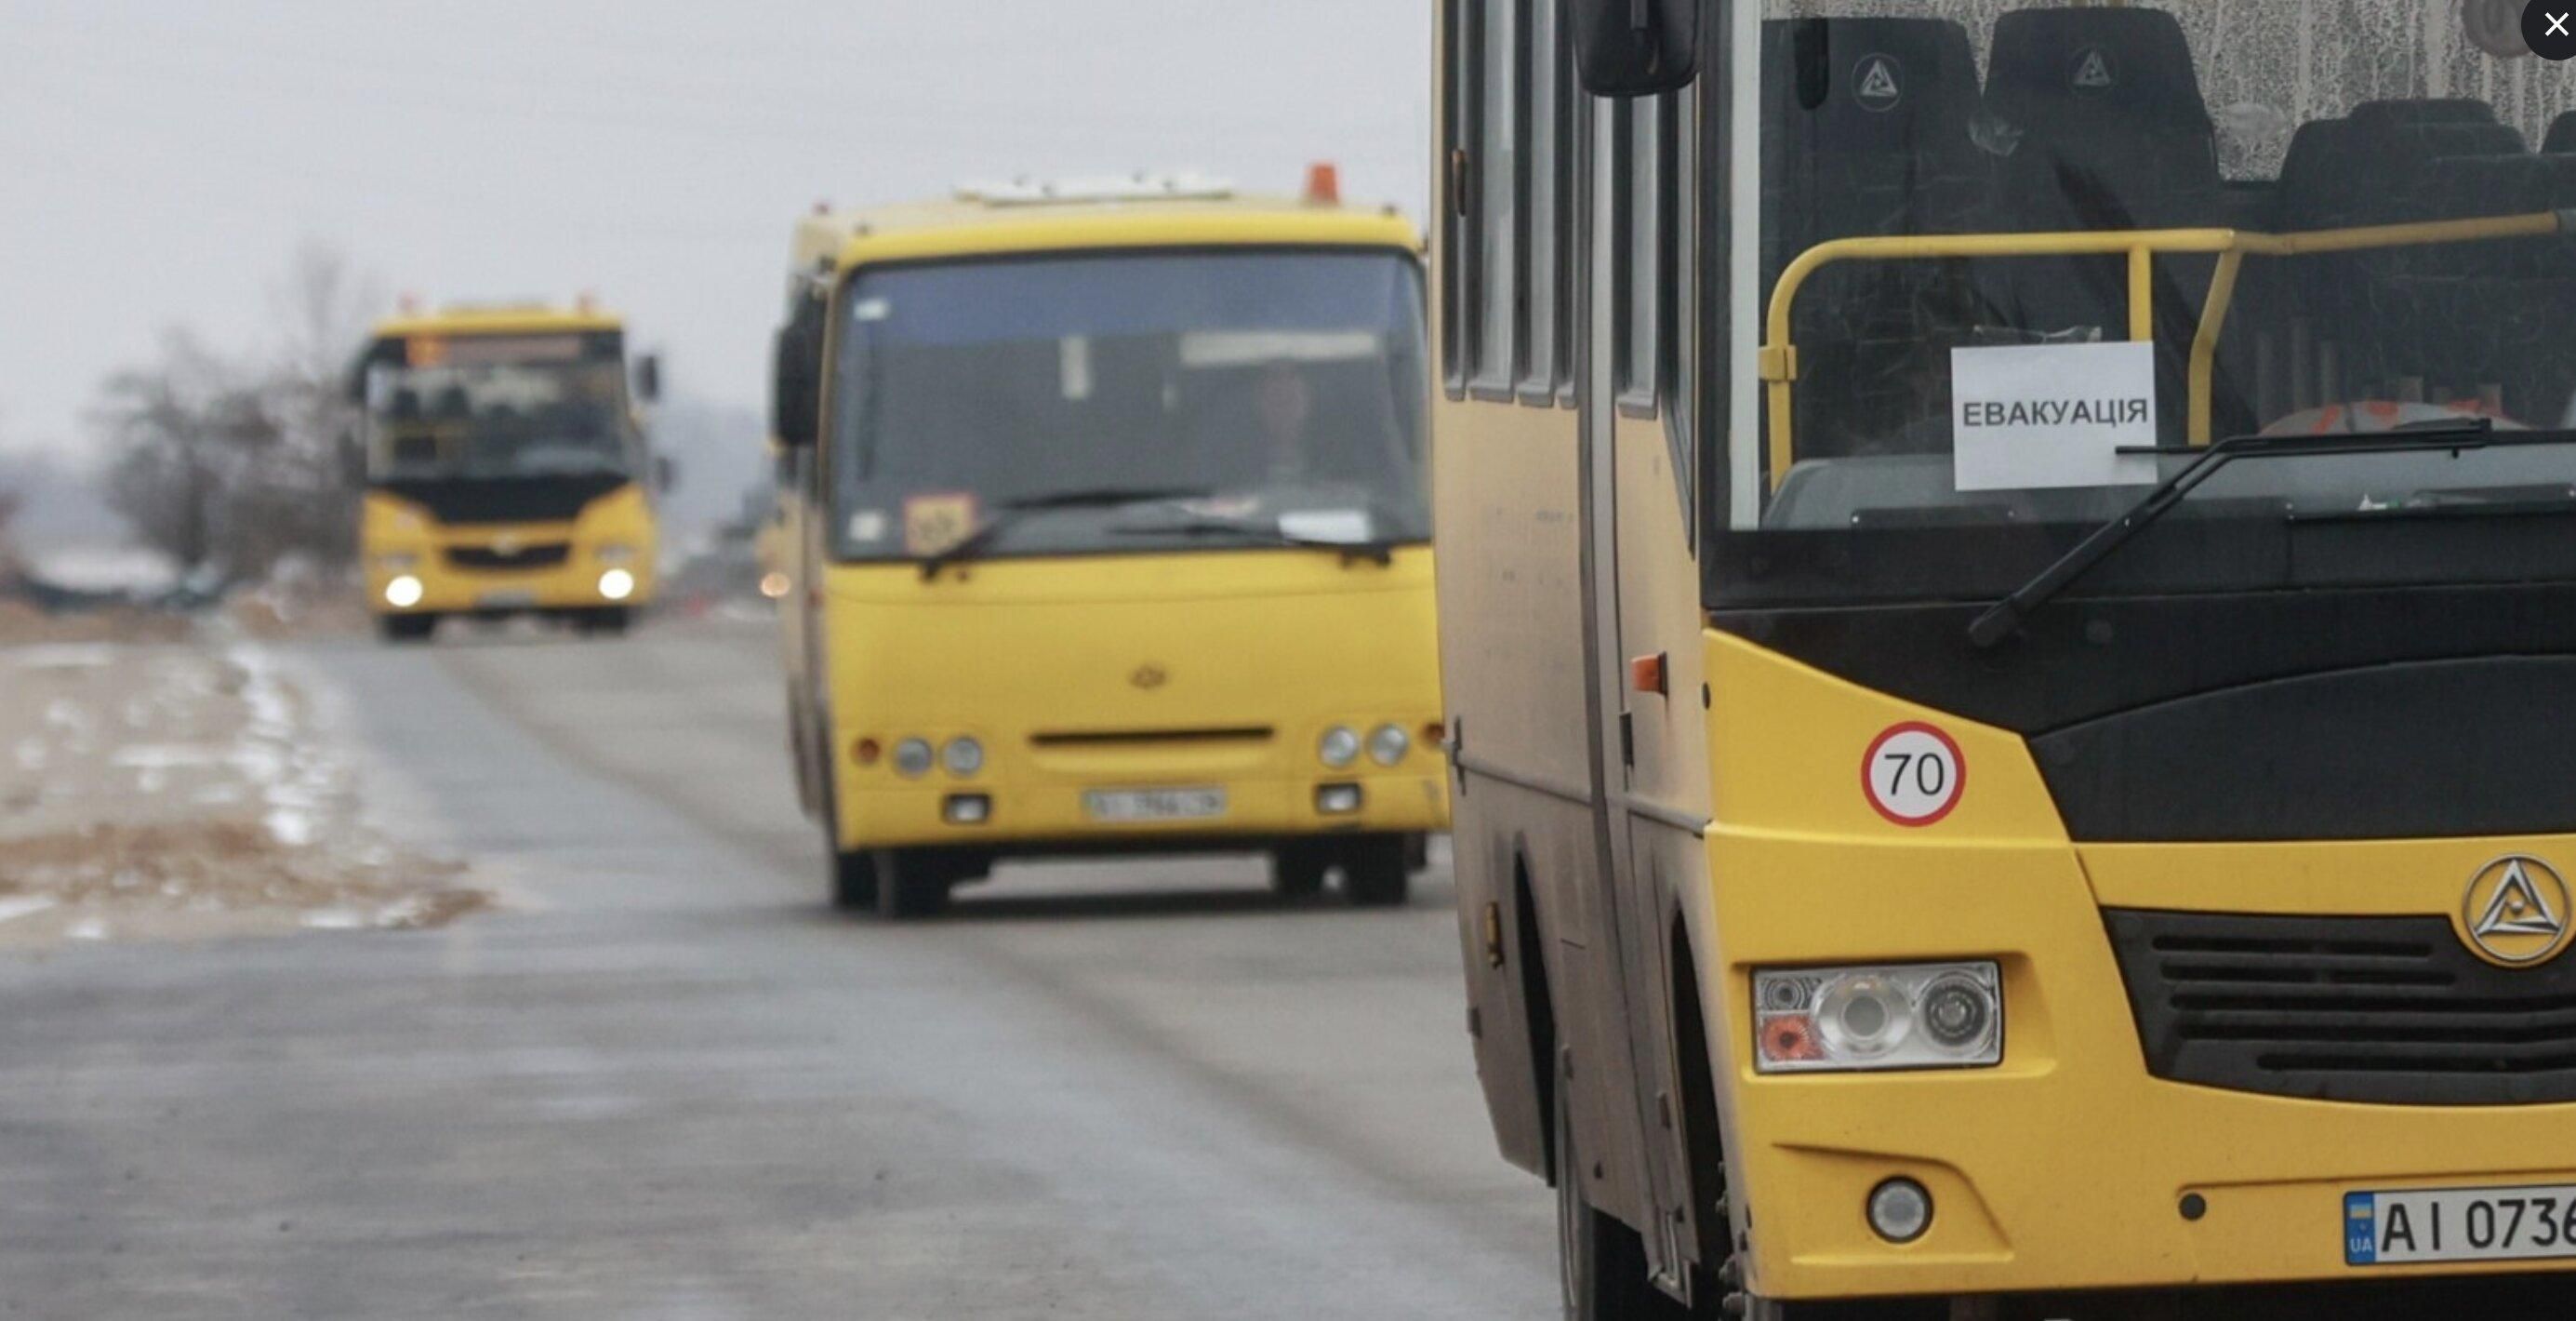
(0, 621, 1552, 1319)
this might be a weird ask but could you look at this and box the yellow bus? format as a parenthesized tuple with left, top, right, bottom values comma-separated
(771, 175, 1447, 918)
(1436, 2, 2576, 1315)
(352, 303, 664, 642)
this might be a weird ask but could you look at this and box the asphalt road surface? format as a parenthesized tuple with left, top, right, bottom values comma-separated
(0, 620, 1552, 1319)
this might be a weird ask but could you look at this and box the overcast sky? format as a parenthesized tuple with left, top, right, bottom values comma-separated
(0, 0, 1431, 463)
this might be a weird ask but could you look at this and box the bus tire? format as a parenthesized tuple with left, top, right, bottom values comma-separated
(1270, 844, 1329, 901)
(1556, 1072, 1692, 1320)
(378, 614, 437, 645)
(875, 849, 951, 920)
(828, 850, 879, 912)
(1343, 834, 1411, 908)
(578, 607, 631, 637)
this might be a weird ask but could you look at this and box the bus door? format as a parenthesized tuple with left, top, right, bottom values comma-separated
(1578, 83, 1710, 1290)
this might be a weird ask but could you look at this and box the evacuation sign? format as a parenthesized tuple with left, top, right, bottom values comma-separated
(1951, 340, 2161, 492)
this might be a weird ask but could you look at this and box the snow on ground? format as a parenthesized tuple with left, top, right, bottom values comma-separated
(0, 625, 485, 948)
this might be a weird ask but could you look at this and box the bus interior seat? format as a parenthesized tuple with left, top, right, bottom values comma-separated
(2549, 111, 2576, 153)
(1979, 7, 2242, 443)
(1759, 16, 1987, 459)
(2274, 102, 2563, 421)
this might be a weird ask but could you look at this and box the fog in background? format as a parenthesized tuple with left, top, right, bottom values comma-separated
(0, 0, 1432, 550)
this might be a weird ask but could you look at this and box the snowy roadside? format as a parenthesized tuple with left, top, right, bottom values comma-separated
(0, 630, 486, 949)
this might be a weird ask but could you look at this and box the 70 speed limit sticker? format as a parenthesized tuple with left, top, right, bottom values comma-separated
(1863, 723, 1966, 826)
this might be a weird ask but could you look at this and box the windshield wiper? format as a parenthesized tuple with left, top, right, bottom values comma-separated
(919, 487, 1212, 580)
(2292, 482, 2576, 524)
(1968, 419, 2576, 649)
(1109, 518, 1401, 567)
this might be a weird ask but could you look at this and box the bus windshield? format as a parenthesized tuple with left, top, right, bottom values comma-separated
(827, 250, 1428, 562)
(365, 351, 634, 482)
(1723, 1, 2576, 609)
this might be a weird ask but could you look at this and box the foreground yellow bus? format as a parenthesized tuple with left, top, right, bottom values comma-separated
(352, 304, 663, 642)
(771, 176, 1447, 918)
(1438, 2, 2576, 1316)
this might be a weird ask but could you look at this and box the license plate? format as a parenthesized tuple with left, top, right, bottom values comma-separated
(1083, 788, 1227, 823)
(476, 590, 538, 609)
(2346, 1184, 2576, 1266)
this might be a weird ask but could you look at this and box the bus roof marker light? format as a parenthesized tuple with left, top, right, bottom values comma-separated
(1305, 162, 1341, 206)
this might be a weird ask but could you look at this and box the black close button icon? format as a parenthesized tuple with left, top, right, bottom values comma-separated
(2530, 0, 2576, 60)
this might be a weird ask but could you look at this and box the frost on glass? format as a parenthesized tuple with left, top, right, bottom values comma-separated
(1763, 0, 2576, 177)
(1745, 0, 2576, 537)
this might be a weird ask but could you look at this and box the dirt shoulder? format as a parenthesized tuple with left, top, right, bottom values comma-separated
(0, 629, 485, 948)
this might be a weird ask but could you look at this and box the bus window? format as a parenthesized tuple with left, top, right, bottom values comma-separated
(825, 251, 1428, 563)
(1726, 2, 2576, 606)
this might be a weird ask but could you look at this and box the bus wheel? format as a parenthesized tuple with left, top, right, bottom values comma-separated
(578, 607, 631, 637)
(1342, 834, 1411, 908)
(875, 849, 952, 920)
(1556, 1074, 1690, 1320)
(828, 850, 879, 912)
(1270, 844, 1329, 901)
(378, 614, 438, 645)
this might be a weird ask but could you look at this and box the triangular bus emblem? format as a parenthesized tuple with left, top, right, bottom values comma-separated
(2072, 47, 2116, 91)
(2476, 860, 2565, 940)
(1854, 57, 1902, 109)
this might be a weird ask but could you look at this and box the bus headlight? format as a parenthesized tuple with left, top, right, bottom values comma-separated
(1367, 724, 1410, 767)
(375, 554, 420, 572)
(893, 738, 935, 778)
(384, 576, 425, 609)
(1753, 962, 2001, 1074)
(597, 568, 637, 601)
(941, 737, 984, 777)
(595, 544, 638, 566)
(1319, 725, 1361, 768)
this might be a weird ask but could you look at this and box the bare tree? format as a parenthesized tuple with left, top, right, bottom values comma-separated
(260, 240, 383, 568)
(96, 330, 276, 580)
(92, 243, 383, 582)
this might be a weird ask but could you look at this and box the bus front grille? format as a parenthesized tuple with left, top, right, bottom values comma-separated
(2105, 909, 2576, 1106)
(447, 544, 571, 571)
(1029, 727, 1273, 749)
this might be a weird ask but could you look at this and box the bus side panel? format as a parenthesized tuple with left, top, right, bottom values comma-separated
(1607, 398, 1730, 1272)
(1432, 394, 1649, 1220)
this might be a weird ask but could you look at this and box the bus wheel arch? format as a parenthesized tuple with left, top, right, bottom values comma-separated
(1667, 910, 1736, 1282)
(1512, 840, 1559, 1185)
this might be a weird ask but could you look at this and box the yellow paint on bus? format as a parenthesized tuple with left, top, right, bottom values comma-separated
(772, 180, 1446, 916)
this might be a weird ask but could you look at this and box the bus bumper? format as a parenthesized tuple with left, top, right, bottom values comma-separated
(1713, 829, 2576, 1303)
(834, 769, 1450, 854)
(366, 559, 654, 617)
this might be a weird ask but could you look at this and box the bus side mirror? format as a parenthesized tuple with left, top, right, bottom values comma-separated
(772, 327, 821, 448)
(656, 454, 678, 494)
(1569, 0, 1701, 98)
(633, 353, 664, 405)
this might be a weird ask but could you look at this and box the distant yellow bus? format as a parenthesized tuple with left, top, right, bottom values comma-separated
(771, 175, 1447, 917)
(351, 304, 664, 642)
